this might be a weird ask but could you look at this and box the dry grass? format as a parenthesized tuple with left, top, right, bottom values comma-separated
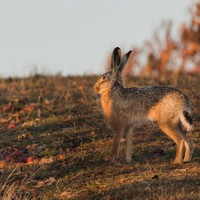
(0, 74, 199, 199)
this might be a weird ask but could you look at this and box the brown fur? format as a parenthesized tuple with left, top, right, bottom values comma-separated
(94, 47, 194, 164)
(101, 90, 112, 120)
(147, 93, 185, 123)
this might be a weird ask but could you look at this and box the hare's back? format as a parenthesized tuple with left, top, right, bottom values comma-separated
(126, 85, 187, 105)
(124, 85, 189, 117)
(132, 86, 189, 122)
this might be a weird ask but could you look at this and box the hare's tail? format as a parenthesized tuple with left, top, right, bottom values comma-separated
(180, 110, 193, 132)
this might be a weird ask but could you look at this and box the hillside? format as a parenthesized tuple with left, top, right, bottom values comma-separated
(0, 75, 199, 199)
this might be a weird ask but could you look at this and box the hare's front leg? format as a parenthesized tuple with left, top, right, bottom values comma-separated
(125, 127, 133, 163)
(111, 128, 123, 163)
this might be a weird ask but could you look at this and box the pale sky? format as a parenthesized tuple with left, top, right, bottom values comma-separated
(0, 0, 196, 77)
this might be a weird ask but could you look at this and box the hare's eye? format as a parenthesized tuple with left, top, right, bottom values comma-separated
(102, 76, 106, 80)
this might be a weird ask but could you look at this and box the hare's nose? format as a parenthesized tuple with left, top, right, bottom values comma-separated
(94, 83, 100, 93)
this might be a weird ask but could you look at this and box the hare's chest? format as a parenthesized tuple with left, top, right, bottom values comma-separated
(101, 94, 113, 120)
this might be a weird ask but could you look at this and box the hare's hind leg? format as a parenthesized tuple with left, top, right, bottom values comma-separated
(183, 139, 193, 162)
(169, 124, 193, 163)
(159, 123, 184, 164)
(111, 128, 124, 163)
(125, 127, 133, 163)
(180, 132, 193, 162)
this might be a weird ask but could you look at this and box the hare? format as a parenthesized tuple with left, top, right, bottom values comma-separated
(94, 47, 193, 164)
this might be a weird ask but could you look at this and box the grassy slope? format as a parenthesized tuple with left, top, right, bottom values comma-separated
(0, 75, 199, 199)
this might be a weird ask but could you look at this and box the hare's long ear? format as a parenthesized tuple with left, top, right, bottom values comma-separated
(111, 47, 121, 70)
(118, 50, 132, 71)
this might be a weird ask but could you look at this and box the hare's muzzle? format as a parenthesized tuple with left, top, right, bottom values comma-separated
(93, 81, 100, 93)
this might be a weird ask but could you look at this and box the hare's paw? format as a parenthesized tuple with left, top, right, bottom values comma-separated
(110, 155, 119, 164)
(172, 159, 183, 164)
(125, 156, 132, 164)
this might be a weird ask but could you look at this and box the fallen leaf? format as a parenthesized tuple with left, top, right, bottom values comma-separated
(57, 154, 65, 160)
(35, 177, 56, 188)
(39, 157, 54, 164)
(0, 161, 6, 168)
(23, 104, 38, 113)
(60, 191, 75, 199)
(26, 156, 35, 164)
(17, 133, 34, 140)
(2, 104, 12, 112)
(21, 121, 34, 127)
(8, 123, 15, 129)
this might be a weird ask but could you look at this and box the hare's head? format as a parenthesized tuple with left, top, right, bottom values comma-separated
(94, 47, 132, 94)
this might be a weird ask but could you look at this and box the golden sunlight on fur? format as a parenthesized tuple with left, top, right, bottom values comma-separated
(94, 47, 194, 164)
